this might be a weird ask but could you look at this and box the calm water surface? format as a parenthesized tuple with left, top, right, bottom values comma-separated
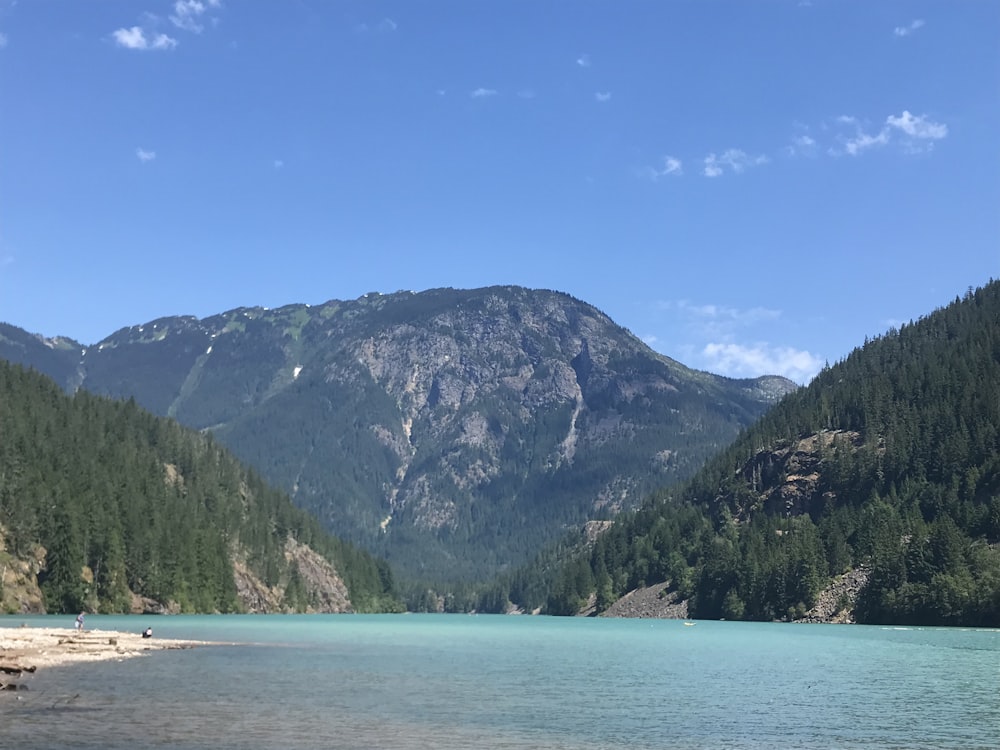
(1, 615, 997, 749)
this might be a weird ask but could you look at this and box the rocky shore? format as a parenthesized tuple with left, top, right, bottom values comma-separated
(0, 627, 209, 692)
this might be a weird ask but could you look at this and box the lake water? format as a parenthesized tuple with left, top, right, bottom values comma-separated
(1, 615, 997, 749)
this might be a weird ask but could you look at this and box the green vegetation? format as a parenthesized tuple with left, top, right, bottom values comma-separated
(502, 282, 1000, 626)
(0, 361, 400, 614)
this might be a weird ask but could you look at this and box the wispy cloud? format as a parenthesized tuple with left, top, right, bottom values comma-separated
(516, 89, 536, 99)
(355, 17, 398, 34)
(594, 91, 611, 103)
(0, 32, 7, 49)
(667, 300, 782, 330)
(831, 110, 947, 156)
(658, 300, 782, 347)
(885, 111, 947, 140)
(471, 88, 498, 98)
(893, 19, 925, 37)
(170, 0, 221, 34)
(842, 128, 889, 156)
(136, 147, 157, 163)
(273, 159, 284, 169)
(576, 54, 591, 68)
(701, 342, 823, 383)
(786, 133, 816, 157)
(113, 26, 178, 50)
(642, 155, 683, 180)
(114, 0, 220, 50)
(703, 149, 768, 177)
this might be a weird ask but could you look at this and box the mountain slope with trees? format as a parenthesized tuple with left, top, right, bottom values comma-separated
(0, 361, 400, 614)
(507, 281, 1000, 626)
(0, 286, 796, 586)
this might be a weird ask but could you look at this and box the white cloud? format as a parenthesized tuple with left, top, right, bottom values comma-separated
(576, 54, 591, 68)
(645, 299, 820, 381)
(379, 18, 398, 32)
(886, 111, 948, 154)
(842, 128, 890, 156)
(113, 26, 178, 50)
(703, 149, 768, 177)
(831, 110, 947, 156)
(643, 155, 683, 180)
(886, 110, 947, 140)
(136, 148, 156, 163)
(471, 88, 498, 98)
(170, 0, 213, 33)
(701, 342, 824, 383)
(594, 91, 611, 103)
(894, 19, 925, 37)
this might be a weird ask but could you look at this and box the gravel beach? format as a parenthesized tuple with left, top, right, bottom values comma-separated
(1, 626, 208, 676)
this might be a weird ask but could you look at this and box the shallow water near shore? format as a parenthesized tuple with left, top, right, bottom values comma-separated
(1, 615, 997, 750)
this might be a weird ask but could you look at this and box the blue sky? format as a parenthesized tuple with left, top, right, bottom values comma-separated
(1, 1, 997, 384)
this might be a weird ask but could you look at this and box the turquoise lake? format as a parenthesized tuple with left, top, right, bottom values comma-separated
(1, 615, 997, 749)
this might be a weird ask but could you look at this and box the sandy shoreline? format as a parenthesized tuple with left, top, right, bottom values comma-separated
(0, 626, 211, 676)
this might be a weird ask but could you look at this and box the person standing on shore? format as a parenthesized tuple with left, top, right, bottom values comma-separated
(75, 612, 85, 631)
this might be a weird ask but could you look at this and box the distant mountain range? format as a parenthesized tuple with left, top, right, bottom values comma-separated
(0, 286, 796, 585)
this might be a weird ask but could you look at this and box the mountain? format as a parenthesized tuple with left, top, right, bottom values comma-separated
(0, 360, 401, 615)
(0, 286, 796, 585)
(527, 281, 1000, 626)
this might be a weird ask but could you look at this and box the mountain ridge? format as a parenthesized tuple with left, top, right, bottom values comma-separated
(1, 286, 797, 586)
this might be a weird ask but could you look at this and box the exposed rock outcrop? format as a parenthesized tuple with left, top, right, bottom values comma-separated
(728, 429, 863, 520)
(794, 567, 870, 624)
(601, 582, 689, 619)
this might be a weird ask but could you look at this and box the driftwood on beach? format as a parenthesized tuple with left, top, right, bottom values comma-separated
(0, 627, 209, 692)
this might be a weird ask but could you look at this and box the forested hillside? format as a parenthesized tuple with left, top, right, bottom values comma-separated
(0, 362, 400, 614)
(506, 282, 1000, 626)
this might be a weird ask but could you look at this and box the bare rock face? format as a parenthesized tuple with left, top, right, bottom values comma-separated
(282, 538, 351, 613)
(0, 534, 45, 615)
(601, 582, 689, 619)
(231, 539, 352, 614)
(231, 560, 281, 614)
(795, 567, 870, 624)
(727, 429, 863, 521)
